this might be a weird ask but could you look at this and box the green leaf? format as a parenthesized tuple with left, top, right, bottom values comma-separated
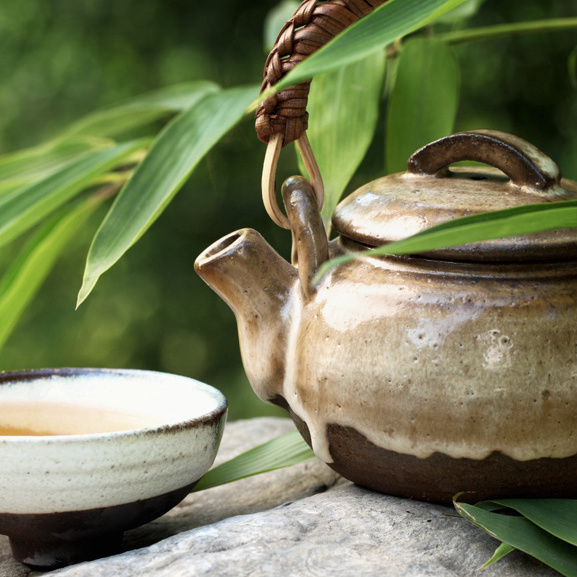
(77, 84, 259, 306)
(480, 542, 516, 569)
(0, 139, 147, 250)
(386, 37, 460, 173)
(298, 51, 386, 230)
(371, 200, 577, 255)
(0, 195, 104, 351)
(455, 501, 577, 576)
(193, 430, 315, 492)
(61, 81, 220, 139)
(273, 0, 470, 91)
(490, 500, 577, 547)
(314, 201, 577, 282)
(264, 0, 300, 52)
(438, 18, 577, 45)
(0, 136, 113, 194)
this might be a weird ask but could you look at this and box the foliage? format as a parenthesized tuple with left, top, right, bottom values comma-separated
(455, 498, 577, 575)
(193, 430, 315, 492)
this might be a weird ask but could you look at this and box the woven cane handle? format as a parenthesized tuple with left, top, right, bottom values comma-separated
(256, 0, 387, 147)
(257, 0, 387, 228)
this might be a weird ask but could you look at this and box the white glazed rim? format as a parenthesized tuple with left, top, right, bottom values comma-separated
(0, 367, 227, 441)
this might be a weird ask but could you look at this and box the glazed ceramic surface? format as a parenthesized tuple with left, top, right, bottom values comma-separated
(0, 368, 227, 568)
(195, 130, 577, 503)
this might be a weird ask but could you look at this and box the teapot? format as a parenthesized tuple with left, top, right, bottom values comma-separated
(195, 129, 577, 503)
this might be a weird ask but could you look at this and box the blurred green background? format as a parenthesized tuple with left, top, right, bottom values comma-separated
(0, 0, 575, 419)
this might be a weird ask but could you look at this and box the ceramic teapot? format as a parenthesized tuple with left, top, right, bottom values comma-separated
(195, 129, 577, 503)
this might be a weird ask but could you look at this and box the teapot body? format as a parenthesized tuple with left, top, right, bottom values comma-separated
(275, 241, 577, 502)
(195, 131, 577, 504)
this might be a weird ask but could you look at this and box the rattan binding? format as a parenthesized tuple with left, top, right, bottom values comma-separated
(257, 0, 387, 228)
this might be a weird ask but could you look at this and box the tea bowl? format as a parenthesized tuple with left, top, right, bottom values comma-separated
(0, 367, 227, 569)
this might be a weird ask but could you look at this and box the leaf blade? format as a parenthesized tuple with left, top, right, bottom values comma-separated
(298, 51, 386, 229)
(0, 139, 147, 250)
(371, 201, 577, 255)
(490, 499, 577, 547)
(480, 542, 516, 569)
(455, 501, 577, 577)
(274, 0, 470, 90)
(77, 84, 259, 306)
(314, 201, 577, 282)
(0, 195, 104, 351)
(193, 430, 315, 492)
(0, 136, 113, 189)
(386, 38, 460, 173)
(61, 81, 220, 139)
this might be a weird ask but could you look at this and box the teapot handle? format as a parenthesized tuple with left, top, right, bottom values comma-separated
(407, 130, 561, 193)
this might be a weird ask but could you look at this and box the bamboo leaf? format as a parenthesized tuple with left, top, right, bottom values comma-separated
(370, 200, 577, 255)
(0, 139, 147, 250)
(480, 542, 516, 569)
(193, 430, 315, 492)
(0, 195, 104, 351)
(455, 501, 577, 576)
(77, 84, 259, 307)
(298, 51, 386, 230)
(386, 38, 460, 173)
(489, 500, 577, 547)
(61, 81, 220, 139)
(438, 18, 577, 45)
(314, 201, 577, 282)
(0, 136, 113, 192)
(273, 0, 470, 91)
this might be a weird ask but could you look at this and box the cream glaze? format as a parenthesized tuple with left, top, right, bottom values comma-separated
(279, 254, 577, 463)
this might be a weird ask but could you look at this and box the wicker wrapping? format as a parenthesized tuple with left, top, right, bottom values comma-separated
(256, 0, 387, 147)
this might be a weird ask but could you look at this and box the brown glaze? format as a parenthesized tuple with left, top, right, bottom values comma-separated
(195, 130, 577, 503)
(407, 130, 561, 190)
(280, 404, 577, 504)
(0, 480, 199, 569)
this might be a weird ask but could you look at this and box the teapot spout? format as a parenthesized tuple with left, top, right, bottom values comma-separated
(194, 228, 297, 403)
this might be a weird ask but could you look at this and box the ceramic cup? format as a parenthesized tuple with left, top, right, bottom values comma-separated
(0, 368, 227, 569)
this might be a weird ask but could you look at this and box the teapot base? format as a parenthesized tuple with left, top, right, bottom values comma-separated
(273, 397, 577, 504)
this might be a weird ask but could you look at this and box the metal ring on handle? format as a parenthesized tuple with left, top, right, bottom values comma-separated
(407, 130, 561, 192)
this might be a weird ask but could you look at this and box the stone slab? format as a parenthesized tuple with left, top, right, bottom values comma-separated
(48, 484, 556, 577)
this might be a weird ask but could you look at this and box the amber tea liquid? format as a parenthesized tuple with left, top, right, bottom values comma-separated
(0, 402, 156, 436)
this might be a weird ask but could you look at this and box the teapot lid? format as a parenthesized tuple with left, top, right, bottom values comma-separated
(332, 130, 577, 262)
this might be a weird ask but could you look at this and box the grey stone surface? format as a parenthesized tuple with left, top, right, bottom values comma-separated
(48, 485, 555, 577)
(0, 417, 558, 577)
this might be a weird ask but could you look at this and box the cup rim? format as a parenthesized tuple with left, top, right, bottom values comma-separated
(0, 367, 227, 441)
